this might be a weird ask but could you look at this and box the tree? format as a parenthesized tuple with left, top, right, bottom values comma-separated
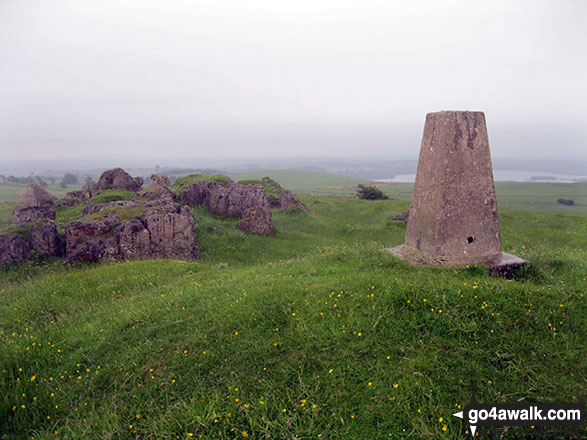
(357, 184, 389, 200)
(62, 173, 78, 185)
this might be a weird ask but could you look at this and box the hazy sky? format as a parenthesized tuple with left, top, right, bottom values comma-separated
(1, 0, 586, 164)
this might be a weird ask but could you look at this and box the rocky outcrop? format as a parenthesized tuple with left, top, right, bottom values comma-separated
(179, 177, 306, 234)
(31, 220, 61, 257)
(180, 180, 268, 218)
(65, 220, 113, 256)
(64, 208, 199, 264)
(64, 187, 199, 264)
(237, 207, 276, 235)
(143, 207, 198, 258)
(0, 233, 31, 266)
(82, 201, 138, 216)
(279, 190, 307, 211)
(391, 209, 410, 221)
(56, 189, 91, 207)
(12, 184, 57, 224)
(149, 174, 171, 188)
(89, 168, 143, 194)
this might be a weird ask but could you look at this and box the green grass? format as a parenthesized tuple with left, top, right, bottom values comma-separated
(237, 179, 284, 197)
(229, 170, 372, 195)
(0, 195, 585, 439)
(171, 174, 232, 196)
(0, 183, 84, 204)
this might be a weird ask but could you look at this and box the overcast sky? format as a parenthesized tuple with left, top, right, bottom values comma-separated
(1, 0, 586, 165)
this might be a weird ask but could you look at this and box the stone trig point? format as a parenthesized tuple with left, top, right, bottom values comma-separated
(386, 111, 526, 277)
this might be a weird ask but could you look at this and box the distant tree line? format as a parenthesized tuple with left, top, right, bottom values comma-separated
(0, 172, 93, 189)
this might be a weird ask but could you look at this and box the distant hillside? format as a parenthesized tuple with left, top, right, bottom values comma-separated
(229, 169, 372, 193)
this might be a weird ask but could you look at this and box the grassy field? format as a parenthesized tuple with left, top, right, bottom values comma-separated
(0, 183, 84, 204)
(2, 172, 586, 215)
(229, 171, 587, 215)
(0, 191, 586, 439)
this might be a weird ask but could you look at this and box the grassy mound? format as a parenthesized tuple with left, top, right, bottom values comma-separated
(237, 178, 284, 197)
(171, 174, 232, 196)
(0, 196, 586, 439)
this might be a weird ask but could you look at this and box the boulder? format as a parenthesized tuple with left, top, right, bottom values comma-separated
(12, 184, 56, 224)
(149, 174, 171, 188)
(391, 209, 410, 221)
(64, 207, 199, 263)
(31, 220, 62, 257)
(64, 237, 118, 264)
(82, 201, 138, 216)
(132, 187, 177, 206)
(237, 207, 276, 235)
(89, 168, 143, 194)
(57, 189, 91, 207)
(0, 233, 31, 266)
(266, 194, 281, 208)
(143, 207, 199, 259)
(65, 220, 112, 255)
(115, 218, 152, 259)
(180, 181, 269, 218)
(279, 190, 307, 211)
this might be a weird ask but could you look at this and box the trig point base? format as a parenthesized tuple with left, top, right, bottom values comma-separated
(384, 111, 526, 278)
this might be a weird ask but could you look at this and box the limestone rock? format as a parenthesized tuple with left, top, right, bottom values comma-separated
(89, 168, 143, 194)
(149, 174, 171, 188)
(57, 189, 91, 207)
(31, 220, 61, 257)
(0, 233, 31, 266)
(65, 220, 112, 255)
(12, 184, 56, 224)
(279, 190, 307, 211)
(390, 209, 410, 221)
(64, 207, 199, 263)
(82, 201, 138, 216)
(144, 207, 199, 259)
(237, 207, 276, 235)
(115, 218, 152, 259)
(180, 181, 269, 218)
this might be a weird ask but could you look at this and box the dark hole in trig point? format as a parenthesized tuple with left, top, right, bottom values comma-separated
(467, 236, 475, 244)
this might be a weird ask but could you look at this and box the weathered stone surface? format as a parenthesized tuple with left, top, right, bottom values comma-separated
(57, 189, 91, 207)
(279, 190, 307, 211)
(237, 207, 276, 235)
(149, 174, 171, 188)
(82, 201, 138, 216)
(13, 184, 57, 224)
(144, 207, 199, 259)
(261, 176, 283, 190)
(31, 220, 61, 257)
(65, 220, 112, 255)
(132, 187, 177, 206)
(266, 195, 281, 208)
(64, 207, 199, 263)
(0, 233, 31, 266)
(407, 111, 501, 264)
(386, 111, 526, 276)
(180, 181, 269, 218)
(390, 209, 410, 221)
(181, 179, 305, 212)
(115, 219, 151, 259)
(89, 168, 143, 194)
(64, 237, 118, 264)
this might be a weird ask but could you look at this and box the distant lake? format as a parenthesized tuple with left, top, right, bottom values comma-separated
(377, 170, 587, 183)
